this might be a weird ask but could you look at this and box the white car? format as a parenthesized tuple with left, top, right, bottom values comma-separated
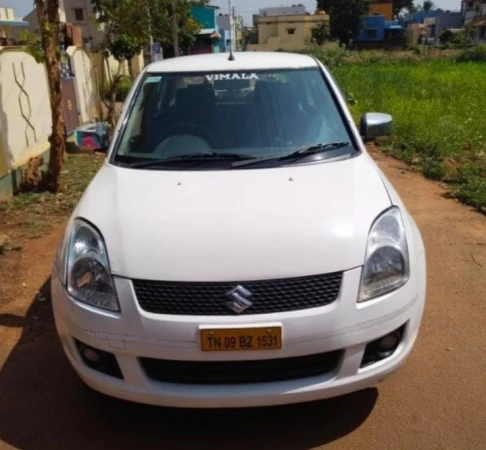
(51, 52, 426, 408)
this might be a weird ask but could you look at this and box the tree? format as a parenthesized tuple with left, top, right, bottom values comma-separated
(392, 0, 414, 17)
(319, 0, 414, 20)
(416, 1, 437, 12)
(92, 0, 151, 130)
(34, 0, 66, 193)
(148, 0, 208, 57)
(312, 22, 331, 46)
(317, 0, 372, 47)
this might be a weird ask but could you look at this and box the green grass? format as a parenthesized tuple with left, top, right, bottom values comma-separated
(331, 59, 486, 213)
(25, 219, 47, 230)
(8, 153, 104, 216)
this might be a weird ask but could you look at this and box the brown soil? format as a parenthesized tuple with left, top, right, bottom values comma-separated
(0, 150, 485, 450)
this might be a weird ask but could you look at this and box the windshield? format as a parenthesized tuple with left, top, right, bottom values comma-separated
(112, 68, 356, 168)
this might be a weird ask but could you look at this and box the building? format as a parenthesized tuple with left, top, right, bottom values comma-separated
(189, 5, 221, 54)
(462, 0, 486, 42)
(353, 15, 406, 49)
(369, 0, 393, 20)
(357, 16, 404, 41)
(401, 10, 463, 43)
(247, 12, 330, 52)
(259, 5, 307, 17)
(59, 0, 104, 48)
(217, 13, 243, 51)
(24, 0, 103, 48)
(252, 5, 307, 28)
(0, 7, 30, 45)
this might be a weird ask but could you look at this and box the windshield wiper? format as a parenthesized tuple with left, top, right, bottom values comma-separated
(279, 141, 352, 161)
(127, 152, 256, 169)
(230, 142, 353, 169)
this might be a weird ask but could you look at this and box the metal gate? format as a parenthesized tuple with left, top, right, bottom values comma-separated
(61, 78, 79, 134)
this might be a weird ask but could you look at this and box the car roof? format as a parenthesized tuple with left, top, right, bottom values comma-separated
(146, 52, 318, 73)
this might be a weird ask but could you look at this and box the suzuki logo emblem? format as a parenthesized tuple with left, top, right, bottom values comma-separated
(225, 285, 253, 314)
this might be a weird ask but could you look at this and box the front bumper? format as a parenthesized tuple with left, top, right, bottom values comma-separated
(51, 259, 426, 409)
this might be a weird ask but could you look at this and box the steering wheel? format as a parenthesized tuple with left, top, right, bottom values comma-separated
(157, 121, 217, 149)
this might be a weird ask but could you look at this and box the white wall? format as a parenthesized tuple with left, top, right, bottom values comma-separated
(0, 49, 52, 173)
(68, 46, 100, 123)
(0, 47, 99, 181)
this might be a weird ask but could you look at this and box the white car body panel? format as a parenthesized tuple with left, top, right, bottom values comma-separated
(52, 52, 426, 408)
(75, 155, 390, 281)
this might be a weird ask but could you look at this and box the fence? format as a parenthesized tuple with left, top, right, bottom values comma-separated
(0, 47, 99, 199)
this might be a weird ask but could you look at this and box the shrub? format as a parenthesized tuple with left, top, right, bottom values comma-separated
(104, 76, 133, 102)
(457, 45, 486, 62)
(440, 29, 455, 45)
(451, 176, 486, 213)
(303, 46, 349, 68)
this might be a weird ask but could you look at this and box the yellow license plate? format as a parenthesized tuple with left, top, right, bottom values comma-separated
(200, 327, 282, 352)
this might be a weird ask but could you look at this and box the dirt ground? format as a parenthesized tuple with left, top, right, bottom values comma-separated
(0, 150, 485, 450)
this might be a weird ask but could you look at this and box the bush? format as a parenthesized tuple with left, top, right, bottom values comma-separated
(451, 176, 486, 213)
(440, 29, 455, 44)
(457, 45, 486, 62)
(303, 46, 349, 68)
(103, 76, 133, 102)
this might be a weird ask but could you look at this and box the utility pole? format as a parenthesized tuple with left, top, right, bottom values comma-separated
(228, 0, 233, 52)
(227, 0, 235, 60)
(232, 5, 236, 51)
(172, 0, 180, 57)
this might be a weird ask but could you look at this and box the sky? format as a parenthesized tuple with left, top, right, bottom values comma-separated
(6, 0, 461, 24)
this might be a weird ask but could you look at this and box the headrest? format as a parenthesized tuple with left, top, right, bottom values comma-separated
(176, 85, 216, 112)
(254, 81, 298, 105)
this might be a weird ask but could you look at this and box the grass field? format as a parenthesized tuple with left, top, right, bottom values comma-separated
(332, 58, 486, 212)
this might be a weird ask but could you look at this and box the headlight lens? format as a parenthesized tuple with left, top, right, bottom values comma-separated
(359, 207, 409, 302)
(66, 220, 120, 311)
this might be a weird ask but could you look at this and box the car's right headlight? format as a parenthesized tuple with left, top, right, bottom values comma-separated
(64, 219, 120, 312)
(359, 207, 410, 302)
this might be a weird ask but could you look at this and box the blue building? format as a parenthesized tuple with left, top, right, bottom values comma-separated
(219, 29, 231, 52)
(400, 10, 463, 42)
(190, 5, 221, 54)
(357, 15, 405, 43)
(401, 11, 439, 28)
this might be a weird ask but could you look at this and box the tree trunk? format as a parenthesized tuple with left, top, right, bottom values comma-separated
(128, 58, 134, 80)
(106, 62, 123, 134)
(35, 0, 66, 193)
(172, 0, 180, 57)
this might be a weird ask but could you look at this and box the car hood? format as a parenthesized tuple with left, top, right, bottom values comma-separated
(75, 155, 391, 281)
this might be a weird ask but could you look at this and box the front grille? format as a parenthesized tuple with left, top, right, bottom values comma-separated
(140, 351, 342, 385)
(132, 272, 343, 316)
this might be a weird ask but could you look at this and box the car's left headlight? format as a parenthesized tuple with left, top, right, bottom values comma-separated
(62, 219, 120, 312)
(359, 207, 410, 302)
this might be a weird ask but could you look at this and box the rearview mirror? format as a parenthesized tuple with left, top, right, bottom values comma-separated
(359, 113, 393, 140)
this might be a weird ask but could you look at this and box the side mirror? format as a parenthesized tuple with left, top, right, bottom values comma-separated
(95, 122, 110, 152)
(359, 113, 393, 140)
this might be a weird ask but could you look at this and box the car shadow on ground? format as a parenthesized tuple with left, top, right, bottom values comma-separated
(0, 278, 378, 450)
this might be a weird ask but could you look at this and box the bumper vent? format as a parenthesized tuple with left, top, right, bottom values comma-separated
(140, 351, 342, 385)
(132, 272, 343, 316)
